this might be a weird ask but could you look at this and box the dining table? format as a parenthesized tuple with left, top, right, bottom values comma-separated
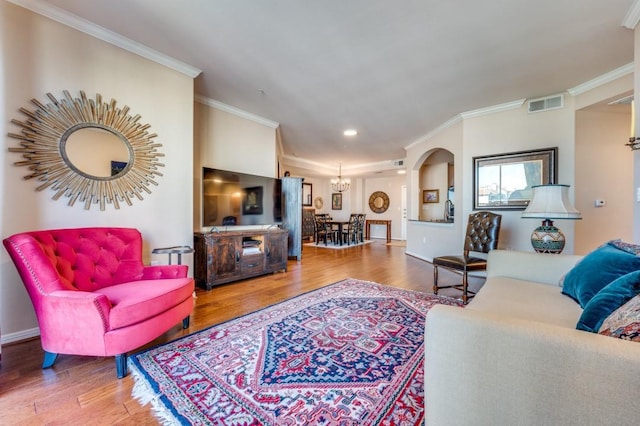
(326, 220, 350, 246)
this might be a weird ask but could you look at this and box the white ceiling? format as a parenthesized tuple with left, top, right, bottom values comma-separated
(37, 0, 636, 176)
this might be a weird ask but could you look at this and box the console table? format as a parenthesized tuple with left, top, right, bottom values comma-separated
(365, 219, 391, 242)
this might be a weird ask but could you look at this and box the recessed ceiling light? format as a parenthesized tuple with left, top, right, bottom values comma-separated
(397, 170, 406, 175)
(343, 129, 358, 136)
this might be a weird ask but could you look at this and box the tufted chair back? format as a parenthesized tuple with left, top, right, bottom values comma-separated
(7, 227, 145, 295)
(463, 211, 502, 255)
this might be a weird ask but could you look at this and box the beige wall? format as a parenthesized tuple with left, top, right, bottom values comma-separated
(575, 108, 633, 253)
(1, 3, 195, 342)
(406, 121, 465, 260)
(193, 101, 278, 230)
(406, 100, 578, 260)
(419, 149, 453, 221)
(280, 172, 406, 240)
(364, 175, 405, 239)
(405, 78, 634, 262)
(463, 99, 577, 253)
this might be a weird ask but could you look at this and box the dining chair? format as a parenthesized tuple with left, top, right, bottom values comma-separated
(313, 214, 333, 245)
(432, 211, 502, 304)
(357, 214, 366, 243)
(341, 214, 360, 245)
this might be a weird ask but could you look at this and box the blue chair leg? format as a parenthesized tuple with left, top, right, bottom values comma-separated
(182, 315, 190, 329)
(42, 351, 58, 369)
(115, 354, 127, 378)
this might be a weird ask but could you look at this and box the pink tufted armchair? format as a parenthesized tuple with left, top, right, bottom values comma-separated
(3, 227, 194, 378)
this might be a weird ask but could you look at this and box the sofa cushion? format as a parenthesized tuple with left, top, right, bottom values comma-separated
(95, 278, 194, 330)
(468, 276, 582, 328)
(598, 294, 640, 342)
(561, 243, 640, 307)
(577, 270, 640, 332)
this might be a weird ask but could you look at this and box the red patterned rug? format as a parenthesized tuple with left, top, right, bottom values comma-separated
(129, 278, 463, 425)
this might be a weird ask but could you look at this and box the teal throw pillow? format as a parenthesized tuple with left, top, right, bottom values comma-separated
(562, 243, 640, 308)
(576, 270, 640, 332)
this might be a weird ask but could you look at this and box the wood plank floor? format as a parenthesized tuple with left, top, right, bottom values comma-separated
(0, 240, 482, 425)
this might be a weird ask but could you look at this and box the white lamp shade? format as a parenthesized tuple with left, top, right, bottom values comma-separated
(521, 184, 581, 220)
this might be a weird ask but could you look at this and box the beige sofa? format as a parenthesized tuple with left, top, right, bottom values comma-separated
(425, 249, 640, 426)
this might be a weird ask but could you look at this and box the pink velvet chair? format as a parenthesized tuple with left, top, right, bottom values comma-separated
(3, 227, 194, 378)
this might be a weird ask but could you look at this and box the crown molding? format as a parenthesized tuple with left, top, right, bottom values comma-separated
(405, 99, 525, 151)
(405, 115, 462, 150)
(567, 62, 634, 96)
(282, 155, 406, 177)
(460, 98, 526, 119)
(195, 95, 280, 129)
(8, 0, 202, 78)
(623, 0, 640, 29)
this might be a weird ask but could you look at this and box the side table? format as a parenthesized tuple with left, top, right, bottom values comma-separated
(152, 245, 194, 265)
(365, 219, 392, 243)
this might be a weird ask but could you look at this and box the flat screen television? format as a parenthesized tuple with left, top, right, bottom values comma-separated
(202, 167, 282, 228)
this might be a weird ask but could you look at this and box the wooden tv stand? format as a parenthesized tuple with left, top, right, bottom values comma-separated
(193, 228, 288, 290)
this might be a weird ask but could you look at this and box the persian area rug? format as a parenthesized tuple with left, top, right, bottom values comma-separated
(303, 240, 374, 250)
(129, 278, 463, 425)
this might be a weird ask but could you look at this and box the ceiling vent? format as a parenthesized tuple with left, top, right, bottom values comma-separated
(528, 94, 563, 113)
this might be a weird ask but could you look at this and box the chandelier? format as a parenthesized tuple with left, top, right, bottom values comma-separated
(331, 163, 350, 192)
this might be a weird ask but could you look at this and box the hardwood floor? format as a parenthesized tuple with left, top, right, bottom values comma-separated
(0, 241, 481, 425)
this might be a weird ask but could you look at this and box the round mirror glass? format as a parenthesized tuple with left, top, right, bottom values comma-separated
(63, 127, 130, 178)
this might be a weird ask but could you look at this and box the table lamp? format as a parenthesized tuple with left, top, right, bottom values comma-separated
(521, 184, 581, 254)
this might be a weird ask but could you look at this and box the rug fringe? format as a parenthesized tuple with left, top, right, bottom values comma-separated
(129, 362, 182, 426)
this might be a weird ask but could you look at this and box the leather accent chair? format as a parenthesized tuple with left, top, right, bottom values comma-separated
(432, 211, 502, 304)
(3, 227, 195, 378)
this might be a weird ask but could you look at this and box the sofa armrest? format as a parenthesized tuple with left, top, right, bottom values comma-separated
(141, 264, 188, 279)
(425, 305, 640, 426)
(487, 249, 582, 285)
(38, 290, 113, 352)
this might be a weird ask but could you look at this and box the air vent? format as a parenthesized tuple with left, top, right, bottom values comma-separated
(528, 95, 563, 113)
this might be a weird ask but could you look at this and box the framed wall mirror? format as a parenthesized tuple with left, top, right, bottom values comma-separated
(473, 147, 557, 210)
(302, 182, 312, 206)
(7, 90, 164, 210)
(369, 191, 390, 213)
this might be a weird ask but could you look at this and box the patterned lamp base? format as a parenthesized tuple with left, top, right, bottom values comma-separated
(531, 219, 565, 254)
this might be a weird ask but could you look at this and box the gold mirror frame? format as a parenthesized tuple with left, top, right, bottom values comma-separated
(7, 90, 164, 210)
(368, 191, 390, 214)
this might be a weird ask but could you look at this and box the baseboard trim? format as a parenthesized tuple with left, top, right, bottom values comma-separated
(405, 250, 432, 262)
(1, 327, 40, 345)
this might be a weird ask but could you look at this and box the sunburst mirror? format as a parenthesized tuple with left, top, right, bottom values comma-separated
(7, 90, 164, 210)
(368, 191, 390, 213)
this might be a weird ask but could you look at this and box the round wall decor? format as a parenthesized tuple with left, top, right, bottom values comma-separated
(369, 191, 390, 213)
(7, 90, 164, 210)
(314, 196, 324, 209)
